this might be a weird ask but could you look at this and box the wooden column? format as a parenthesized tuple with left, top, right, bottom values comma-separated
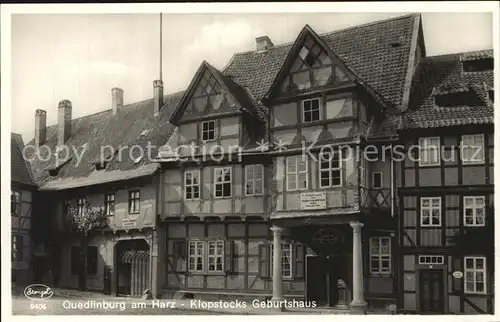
(350, 221, 367, 314)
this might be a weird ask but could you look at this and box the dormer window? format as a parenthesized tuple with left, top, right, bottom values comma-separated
(434, 91, 481, 108)
(462, 58, 493, 73)
(95, 161, 109, 170)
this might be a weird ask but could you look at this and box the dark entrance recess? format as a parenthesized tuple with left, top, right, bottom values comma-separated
(303, 226, 349, 307)
(306, 255, 347, 307)
(419, 269, 445, 313)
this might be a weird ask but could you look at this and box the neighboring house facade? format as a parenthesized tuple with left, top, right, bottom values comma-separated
(26, 84, 183, 298)
(156, 14, 425, 312)
(11, 133, 37, 287)
(397, 50, 494, 314)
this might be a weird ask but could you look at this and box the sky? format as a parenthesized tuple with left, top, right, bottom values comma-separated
(11, 12, 493, 142)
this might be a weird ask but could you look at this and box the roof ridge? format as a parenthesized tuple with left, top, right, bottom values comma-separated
(225, 13, 419, 59)
(425, 49, 494, 60)
(42, 90, 185, 129)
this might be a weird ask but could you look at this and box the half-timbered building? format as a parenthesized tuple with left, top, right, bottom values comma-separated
(11, 133, 37, 287)
(398, 50, 494, 314)
(25, 83, 182, 298)
(157, 14, 424, 313)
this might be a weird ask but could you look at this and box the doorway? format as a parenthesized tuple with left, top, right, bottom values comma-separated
(306, 255, 347, 307)
(419, 269, 445, 313)
(115, 239, 150, 297)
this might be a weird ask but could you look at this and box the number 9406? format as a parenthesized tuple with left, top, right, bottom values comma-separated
(30, 303, 47, 310)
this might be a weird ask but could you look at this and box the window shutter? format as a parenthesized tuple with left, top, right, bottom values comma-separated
(174, 241, 187, 258)
(18, 236, 24, 261)
(258, 243, 270, 278)
(294, 242, 305, 279)
(224, 240, 234, 272)
(453, 256, 463, 291)
(173, 241, 187, 272)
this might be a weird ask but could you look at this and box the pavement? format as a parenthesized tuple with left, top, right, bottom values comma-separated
(10, 288, 376, 315)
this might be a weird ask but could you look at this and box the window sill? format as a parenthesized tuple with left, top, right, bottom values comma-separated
(369, 273, 392, 278)
(418, 163, 441, 168)
(464, 291, 488, 295)
(214, 196, 232, 200)
(187, 271, 227, 276)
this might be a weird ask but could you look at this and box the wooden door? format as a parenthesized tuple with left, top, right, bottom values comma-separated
(306, 255, 327, 306)
(419, 269, 445, 313)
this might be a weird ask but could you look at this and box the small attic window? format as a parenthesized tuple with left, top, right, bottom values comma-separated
(434, 91, 480, 107)
(390, 42, 402, 48)
(489, 90, 494, 103)
(95, 161, 109, 171)
(48, 157, 72, 176)
(133, 156, 143, 164)
(462, 58, 493, 72)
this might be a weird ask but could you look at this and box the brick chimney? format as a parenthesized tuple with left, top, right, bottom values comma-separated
(112, 87, 124, 115)
(153, 80, 163, 116)
(57, 99, 72, 146)
(34, 109, 47, 147)
(256, 36, 274, 52)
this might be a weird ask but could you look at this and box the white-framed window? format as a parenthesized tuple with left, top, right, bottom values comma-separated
(201, 120, 216, 142)
(214, 167, 232, 198)
(464, 196, 486, 227)
(77, 197, 87, 216)
(12, 235, 23, 261)
(245, 164, 264, 196)
(359, 157, 366, 187)
(128, 190, 140, 214)
(11, 190, 21, 216)
(302, 98, 321, 123)
(419, 137, 441, 166)
(207, 240, 224, 272)
(372, 172, 383, 189)
(461, 134, 485, 165)
(418, 255, 444, 265)
(420, 197, 441, 227)
(188, 240, 204, 272)
(188, 239, 225, 273)
(319, 151, 342, 188)
(464, 256, 486, 294)
(184, 170, 200, 200)
(104, 193, 115, 216)
(286, 155, 308, 191)
(369, 237, 391, 275)
(270, 242, 293, 278)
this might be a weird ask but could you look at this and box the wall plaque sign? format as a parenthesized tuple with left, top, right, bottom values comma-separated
(452, 271, 463, 279)
(300, 192, 327, 210)
(123, 218, 137, 229)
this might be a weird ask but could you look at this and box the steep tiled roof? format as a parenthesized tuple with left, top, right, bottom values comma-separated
(403, 50, 493, 129)
(11, 133, 36, 186)
(223, 13, 419, 110)
(27, 92, 184, 188)
(27, 14, 422, 188)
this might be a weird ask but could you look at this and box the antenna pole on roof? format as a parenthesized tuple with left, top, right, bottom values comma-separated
(159, 12, 163, 82)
